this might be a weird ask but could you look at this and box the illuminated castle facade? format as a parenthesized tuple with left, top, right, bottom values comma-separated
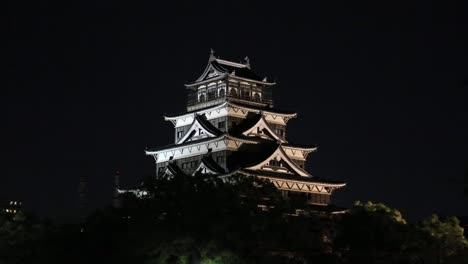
(143, 51, 346, 208)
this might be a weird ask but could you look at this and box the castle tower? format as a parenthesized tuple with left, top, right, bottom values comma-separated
(145, 51, 346, 210)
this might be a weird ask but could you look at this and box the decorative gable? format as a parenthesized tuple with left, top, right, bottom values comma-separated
(242, 116, 286, 143)
(195, 62, 225, 83)
(245, 146, 311, 177)
(177, 115, 221, 144)
(192, 160, 218, 175)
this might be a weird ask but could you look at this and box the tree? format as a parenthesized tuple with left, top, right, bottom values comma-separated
(109, 172, 323, 264)
(416, 215, 468, 264)
(0, 212, 46, 264)
(334, 201, 408, 263)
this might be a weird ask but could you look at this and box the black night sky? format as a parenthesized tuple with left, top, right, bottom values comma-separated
(4, 1, 468, 221)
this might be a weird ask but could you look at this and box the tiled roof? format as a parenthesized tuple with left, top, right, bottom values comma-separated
(200, 155, 226, 173)
(211, 59, 264, 81)
(167, 162, 187, 176)
(145, 135, 221, 152)
(227, 141, 279, 170)
(240, 169, 346, 185)
(195, 114, 224, 136)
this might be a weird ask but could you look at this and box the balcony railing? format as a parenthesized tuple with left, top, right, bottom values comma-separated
(187, 90, 273, 108)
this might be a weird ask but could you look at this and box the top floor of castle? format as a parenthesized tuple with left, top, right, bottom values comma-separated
(185, 50, 276, 112)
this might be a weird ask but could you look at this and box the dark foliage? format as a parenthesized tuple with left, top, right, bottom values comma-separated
(0, 175, 466, 264)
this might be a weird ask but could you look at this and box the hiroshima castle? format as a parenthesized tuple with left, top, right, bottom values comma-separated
(140, 51, 346, 210)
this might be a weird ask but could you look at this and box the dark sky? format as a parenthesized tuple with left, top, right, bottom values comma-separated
(4, 1, 468, 221)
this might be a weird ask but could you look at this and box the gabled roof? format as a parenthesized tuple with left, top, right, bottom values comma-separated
(177, 114, 223, 144)
(192, 155, 226, 175)
(212, 59, 263, 81)
(228, 113, 287, 143)
(226, 140, 280, 171)
(241, 115, 287, 143)
(244, 145, 312, 177)
(197, 115, 223, 136)
(186, 54, 275, 86)
(165, 163, 187, 177)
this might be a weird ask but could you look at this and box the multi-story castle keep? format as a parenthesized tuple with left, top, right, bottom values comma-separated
(143, 51, 346, 208)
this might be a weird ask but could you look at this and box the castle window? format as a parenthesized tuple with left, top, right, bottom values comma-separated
(177, 131, 184, 139)
(241, 89, 250, 98)
(218, 121, 226, 129)
(230, 88, 237, 96)
(216, 155, 225, 164)
(275, 128, 284, 137)
(219, 88, 225, 97)
(269, 159, 281, 167)
(207, 90, 216, 100)
(254, 93, 261, 101)
(199, 94, 205, 102)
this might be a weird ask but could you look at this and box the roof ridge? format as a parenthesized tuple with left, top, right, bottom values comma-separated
(201, 155, 226, 173)
(195, 114, 224, 136)
(215, 58, 248, 68)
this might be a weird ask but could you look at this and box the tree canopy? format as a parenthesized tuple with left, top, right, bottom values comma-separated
(0, 174, 467, 264)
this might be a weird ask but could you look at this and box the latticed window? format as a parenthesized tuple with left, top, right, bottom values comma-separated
(216, 155, 225, 164)
(275, 128, 284, 137)
(241, 89, 250, 98)
(230, 88, 237, 96)
(269, 159, 281, 167)
(254, 93, 261, 101)
(207, 90, 216, 100)
(177, 131, 184, 139)
(219, 88, 225, 97)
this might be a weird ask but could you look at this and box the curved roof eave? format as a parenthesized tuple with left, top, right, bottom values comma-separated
(164, 102, 228, 121)
(228, 102, 297, 118)
(238, 170, 347, 188)
(244, 145, 311, 177)
(227, 75, 276, 86)
(184, 73, 228, 87)
(241, 116, 287, 143)
(282, 144, 318, 152)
